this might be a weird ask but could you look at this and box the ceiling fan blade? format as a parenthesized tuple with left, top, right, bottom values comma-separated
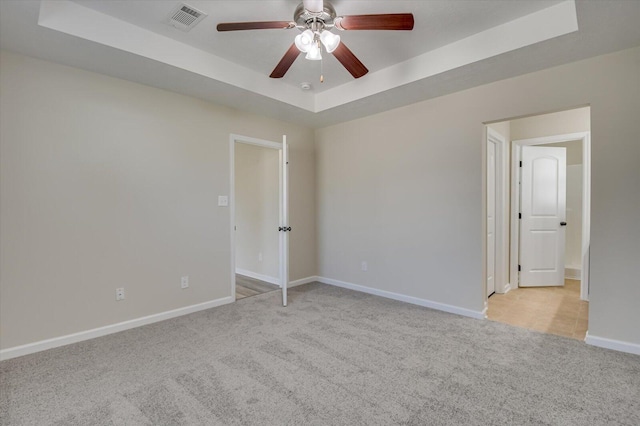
(270, 44, 301, 78)
(332, 42, 368, 79)
(335, 14, 414, 31)
(303, 0, 323, 13)
(217, 21, 294, 32)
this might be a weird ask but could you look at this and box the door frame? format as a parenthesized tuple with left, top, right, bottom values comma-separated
(485, 127, 510, 298)
(229, 133, 284, 303)
(510, 132, 591, 300)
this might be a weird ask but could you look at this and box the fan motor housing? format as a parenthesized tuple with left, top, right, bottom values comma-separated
(294, 2, 337, 27)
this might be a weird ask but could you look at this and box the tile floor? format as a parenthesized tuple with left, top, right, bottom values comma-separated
(487, 279, 588, 340)
(235, 274, 280, 300)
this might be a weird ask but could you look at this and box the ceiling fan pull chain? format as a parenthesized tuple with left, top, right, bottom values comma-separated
(320, 52, 324, 83)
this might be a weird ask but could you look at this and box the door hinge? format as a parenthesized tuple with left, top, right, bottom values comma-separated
(518, 265, 521, 272)
(519, 213, 521, 219)
(519, 161, 522, 167)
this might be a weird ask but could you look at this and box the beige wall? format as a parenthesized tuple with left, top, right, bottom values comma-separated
(235, 143, 279, 279)
(0, 50, 316, 349)
(316, 47, 640, 345)
(546, 140, 583, 166)
(510, 107, 590, 140)
(2, 46, 639, 351)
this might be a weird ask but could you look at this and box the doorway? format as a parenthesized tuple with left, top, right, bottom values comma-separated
(484, 107, 591, 340)
(230, 134, 289, 306)
(511, 132, 590, 299)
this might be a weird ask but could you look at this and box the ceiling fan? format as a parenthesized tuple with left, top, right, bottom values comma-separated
(216, 0, 414, 80)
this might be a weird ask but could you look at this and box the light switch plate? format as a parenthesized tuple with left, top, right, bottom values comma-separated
(218, 196, 228, 207)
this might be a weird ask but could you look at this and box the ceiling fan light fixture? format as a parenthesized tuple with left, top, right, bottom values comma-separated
(320, 30, 340, 53)
(305, 43, 322, 60)
(295, 29, 315, 52)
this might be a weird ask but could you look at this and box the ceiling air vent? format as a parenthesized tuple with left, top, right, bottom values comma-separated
(168, 3, 207, 32)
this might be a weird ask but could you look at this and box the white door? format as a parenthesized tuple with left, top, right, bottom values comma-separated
(487, 140, 496, 296)
(278, 136, 290, 306)
(520, 146, 567, 287)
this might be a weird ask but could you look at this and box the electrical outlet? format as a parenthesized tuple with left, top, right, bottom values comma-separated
(258, 252, 263, 262)
(361, 261, 368, 271)
(181, 276, 189, 289)
(116, 287, 125, 301)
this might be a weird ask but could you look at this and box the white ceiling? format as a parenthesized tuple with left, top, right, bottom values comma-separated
(70, 0, 564, 92)
(1, 1, 640, 128)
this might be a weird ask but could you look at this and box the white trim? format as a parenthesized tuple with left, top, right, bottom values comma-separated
(486, 127, 510, 297)
(229, 133, 282, 150)
(235, 269, 281, 287)
(510, 131, 590, 301)
(280, 135, 289, 307)
(289, 276, 318, 288)
(565, 266, 581, 280)
(230, 134, 283, 305)
(317, 276, 485, 320)
(0, 296, 233, 361)
(585, 332, 640, 356)
(580, 132, 591, 301)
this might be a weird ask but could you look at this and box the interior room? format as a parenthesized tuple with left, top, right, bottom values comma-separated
(1, 1, 639, 424)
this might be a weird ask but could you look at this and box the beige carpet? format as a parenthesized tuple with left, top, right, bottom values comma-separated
(1, 283, 639, 425)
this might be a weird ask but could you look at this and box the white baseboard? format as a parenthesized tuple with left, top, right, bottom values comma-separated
(496, 283, 512, 295)
(0, 296, 234, 361)
(236, 268, 280, 286)
(584, 332, 640, 356)
(565, 266, 581, 280)
(289, 276, 318, 288)
(317, 276, 485, 320)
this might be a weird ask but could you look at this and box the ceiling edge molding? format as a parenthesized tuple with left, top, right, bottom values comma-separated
(314, 0, 578, 112)
(37, 0, 315, 112)
(38, 0, 578, 115)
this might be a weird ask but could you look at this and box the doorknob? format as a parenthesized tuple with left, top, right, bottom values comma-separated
(560, 222, 567, 226)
